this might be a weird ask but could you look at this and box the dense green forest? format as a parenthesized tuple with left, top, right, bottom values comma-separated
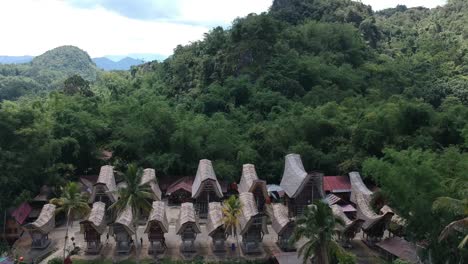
(0, 0, 467, 262)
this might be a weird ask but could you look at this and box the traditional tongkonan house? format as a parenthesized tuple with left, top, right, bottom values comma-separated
(380, 205, 407, 237)
(331, 204, 364, 248)
(144, 201, 169, 255)
(349, 172, 393, 244)
(139, 168, 162, 221)
(140, 168, 162, 201)
(238, 164, 269, 212)
(176, 203, 201, 253)
(268, 203, 295, 251)
(280, 154, 324, 217)
(80, 202, 106, 254)
(192, 159, 223, 218)
(239, 192, 267, 254)
(89, 165, 117, 209)
(110, 205, 135, 254)
(206, 202, 227, 252)
(23, 204, 56, 249)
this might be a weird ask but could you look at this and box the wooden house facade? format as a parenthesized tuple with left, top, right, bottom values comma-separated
(349, 172, 393, 244)
(206, 202, 227, 252)
(269, 203, 295, 251)
(144, 201, 169, 254)
(23, 204, 55, 249)
(110, 206, 135, 254)
(239, 192, 267, 254)
(176, 203, 201, 253)
(279, 154, 324, 217)
(192, 160, 223, 218)
(89, 165, 117, 209)
(80, 202, 107, 254)
(238, 164, 269, 212)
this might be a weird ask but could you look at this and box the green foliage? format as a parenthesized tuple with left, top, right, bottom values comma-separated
(291, 200, 345, 264)
(1, 1, 468, 262)
(0, 46, 97, 100)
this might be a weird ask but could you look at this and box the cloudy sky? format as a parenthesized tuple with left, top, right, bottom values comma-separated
(0, 0, 447, 59)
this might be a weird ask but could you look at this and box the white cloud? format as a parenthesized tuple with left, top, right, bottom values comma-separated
(0, 0, 449, 57)
(359, 0, 447, 11)
(0, 0, 210, 57)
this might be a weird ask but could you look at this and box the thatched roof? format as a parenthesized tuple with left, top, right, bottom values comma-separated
(238, 164, 268, 198)
(140, 168, 162, 200)
(23, 204, 55, 234)
(176, 203, 201, 235)
(331, 204, 364, 239)
(206, 202, 224, 236)
(112, 205, 135, 235)
(269, 203, 293, 236)
(239, 192, 266, 235)
(90, 165, 117, 203)
(192, 159, 223, 199)
(349, 172, 393, 231)
(280, 154, 315, 198)
(331, 204, 353, 227)
(144, 201, 169, 233)
(80, 202, 107, 235)
(380, 205, 407, 226)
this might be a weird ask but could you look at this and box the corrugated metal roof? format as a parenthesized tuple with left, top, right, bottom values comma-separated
(323, 176, 351, 192)
(11, 202, 32, 225)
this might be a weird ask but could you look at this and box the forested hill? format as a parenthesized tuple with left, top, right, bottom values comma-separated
(0, 46, 97, 100)
(0, 0, 467, 262)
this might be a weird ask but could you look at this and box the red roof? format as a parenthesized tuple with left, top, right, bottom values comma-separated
(323, 176, 351, 193)
(167, 176, 194, 195)
(377, 237, 419, 263)
(11, 202, 32, 225)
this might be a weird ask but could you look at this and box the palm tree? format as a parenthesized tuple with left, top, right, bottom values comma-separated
(432, 178, 468, 250)
(433, 196, 468, 249)
(50, 182, 90, 261)
(109, 164, 152, 263)
(222, 195, 243, 258)
(291, 200, 344, 264)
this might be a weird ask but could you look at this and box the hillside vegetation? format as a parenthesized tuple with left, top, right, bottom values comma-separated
(0, 46, 97, 100)
(0, 0, 467, 262)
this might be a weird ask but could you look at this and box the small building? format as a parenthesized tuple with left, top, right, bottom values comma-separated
(6, 202, 33, 245)
(279, 154, 324, 216)
(192, 159, 223, 218)
(239, 192, 267, 254)
(380, 205, 407, 237)
(166, 176, 194, 205)
(144, 201, 169, 255)
(349, 172, 393, 244)
(23, 204, 56, 249)
(323, 176, 351, 201)
(28, 186, 54, 223)
(238, 164, 269, 212)
(110, 206, 135, 254)
(139, 168, 162, 221)
(269, 203, 295, 252)
(176, 203, 201, 253)
(89, 165, 118, 209)
(80, 202, 107, 254)
(206, 202, 227, 252)
(140, 168, 162, 201)
(376, 237, 421, 264)
(331, 204, 364, 247)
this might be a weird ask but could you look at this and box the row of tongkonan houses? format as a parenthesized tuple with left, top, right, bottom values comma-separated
(4, 154, 419, 263)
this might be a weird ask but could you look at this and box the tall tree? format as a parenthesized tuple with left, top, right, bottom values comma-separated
(222, 195, 243, 258)
(50, 182, 90, 261)
(291, 200, 344, 264)
(109, 164, 152, 263)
